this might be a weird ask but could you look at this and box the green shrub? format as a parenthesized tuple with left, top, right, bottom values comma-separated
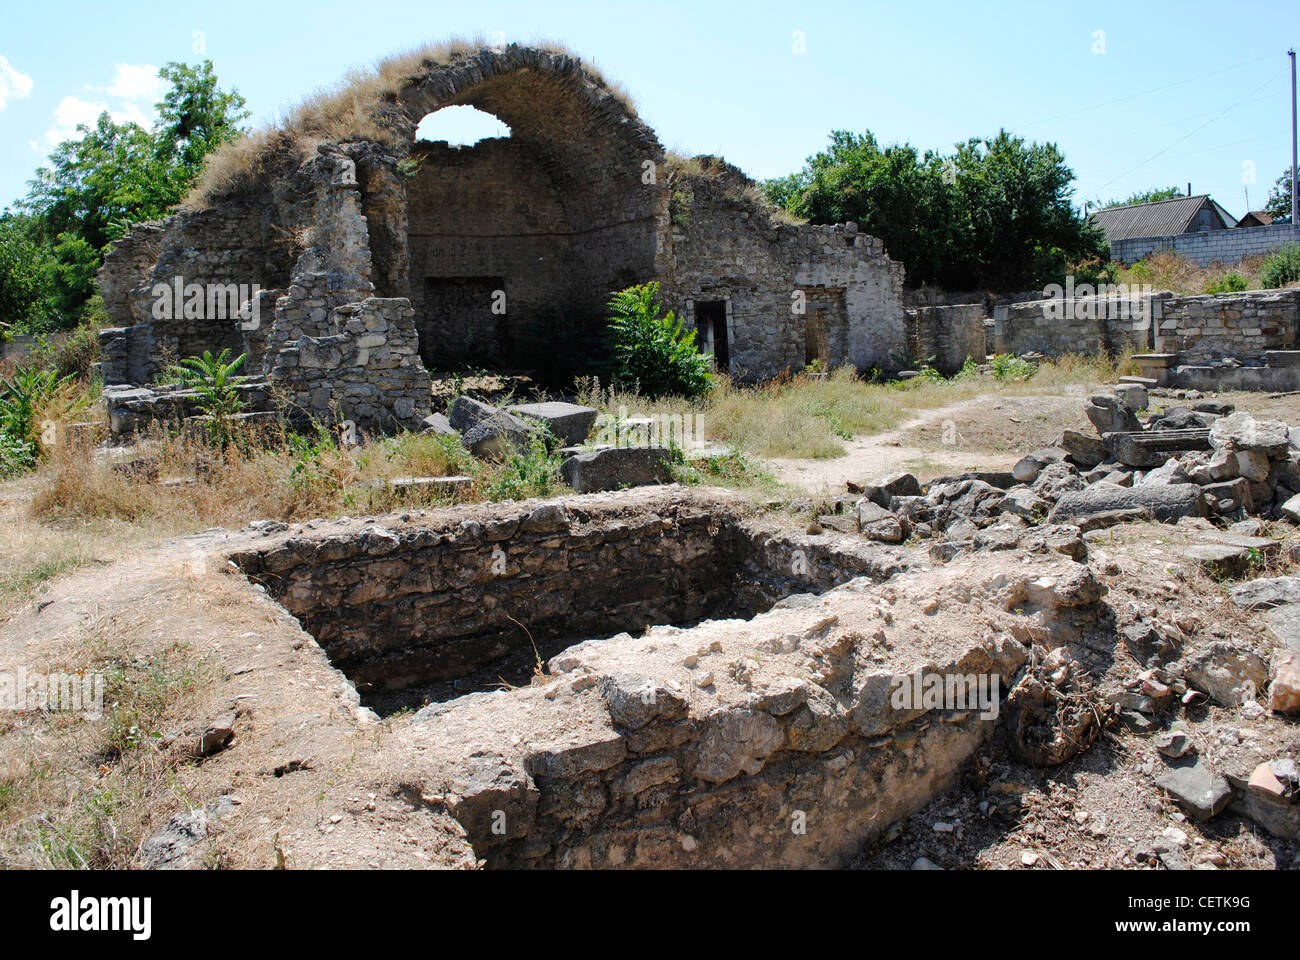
(38, 319, 102, 381)
(1204, 271, 1249, 294)
(487, 434, 565, 501)
(606, 282, 713, 400)
(1260, 244, 1300, 289)
(163, 349, 248, 445)
(989, 353, 1036, 383)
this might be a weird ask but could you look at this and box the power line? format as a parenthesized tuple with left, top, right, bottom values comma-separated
(1085, 69, 1283, 195)
(1020, 54, 1276, 129)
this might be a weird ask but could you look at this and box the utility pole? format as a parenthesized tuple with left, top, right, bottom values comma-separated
(1291, 49, 1298, 226)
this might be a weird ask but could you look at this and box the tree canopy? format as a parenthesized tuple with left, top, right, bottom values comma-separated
(1, 60, 247, 334)
(763, 129, 1108, 291)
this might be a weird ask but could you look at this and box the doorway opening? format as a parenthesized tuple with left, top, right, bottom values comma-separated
(695, 300, 729, 372)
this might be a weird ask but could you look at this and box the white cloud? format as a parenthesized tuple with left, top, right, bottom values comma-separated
(42, 63, 164, 147)
(101, 63, 165, 104)
(0, 54, 35, 110)
(46, 96, 108, 145)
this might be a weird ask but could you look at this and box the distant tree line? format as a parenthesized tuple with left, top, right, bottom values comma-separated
(763, 129, 1111, 292)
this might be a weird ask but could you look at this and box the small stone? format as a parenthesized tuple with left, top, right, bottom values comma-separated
(1155, 759, 1233, 822)
(1153, 730, 1194, 759)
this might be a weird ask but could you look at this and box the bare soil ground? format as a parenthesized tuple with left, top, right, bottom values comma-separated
(765, 390, 1097, 491)
(1, 382, 1297, 870)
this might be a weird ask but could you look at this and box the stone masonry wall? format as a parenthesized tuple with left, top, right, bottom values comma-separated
(267, 297, 430, 435)
(993, 297, 1157, 357)
(661, 162, 906, 379)
(230, 489, 907, 696)
(1156, 288, 1300, 363)
(906, 304, 987, 374)
(406, 138, 574, 363)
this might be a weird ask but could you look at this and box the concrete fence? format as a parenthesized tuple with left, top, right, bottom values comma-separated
(1112, 224, 1300, 267)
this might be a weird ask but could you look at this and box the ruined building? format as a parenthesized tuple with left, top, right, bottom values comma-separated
(97, 44, 907, 432)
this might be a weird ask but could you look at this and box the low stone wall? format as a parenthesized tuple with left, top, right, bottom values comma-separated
(993, 297, 1155, 357)
(1169, 364, 1300, 393)
(229, 489, 907, 700)
(905, 304, 987, 374)
(103, 380, 275, 439)
(267, 297, 430, 434)
(1156, 289, 1300, 363)
(1112, 223, 1300, 267)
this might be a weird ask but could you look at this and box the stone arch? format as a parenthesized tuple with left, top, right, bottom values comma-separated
(364, 46, 667, 372)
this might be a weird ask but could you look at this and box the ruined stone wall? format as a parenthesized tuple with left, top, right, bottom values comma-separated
(993, 297, 1156, 357)
(905, 304, 988, 374)
(405, 139, 574, 363)
(661, 168, 906, 379)
(231, 490, 905, 698)
(1157, 289, 1300, 363)
(95, 45, 908, 414)
(267, 297, 430, 435)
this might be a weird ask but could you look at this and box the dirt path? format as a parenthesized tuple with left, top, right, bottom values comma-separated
(764, 398, 1026, 495)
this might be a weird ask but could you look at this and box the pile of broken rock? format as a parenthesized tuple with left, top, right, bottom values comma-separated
(840, 388, 1300, 568)
(418, 397, 673, 494)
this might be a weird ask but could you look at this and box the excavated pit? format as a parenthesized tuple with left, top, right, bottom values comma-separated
(229, 489, 906, 716)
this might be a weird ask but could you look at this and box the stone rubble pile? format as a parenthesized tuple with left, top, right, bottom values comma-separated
(424, 396, 676, 493)
(837, 388, 1300, 567)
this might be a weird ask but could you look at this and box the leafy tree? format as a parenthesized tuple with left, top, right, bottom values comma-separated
(18, 61, 248, 326)
(606, 283, 713, 399)
(766, 128, 1104, 291)
(950, 130, 1105, 291)
(0, 215, 56, 332)
(154, 61, 250, 186)
(766, 131, 958, 287)
(1104, 186, 1183, 208)
(1266, 166, 1295, 220)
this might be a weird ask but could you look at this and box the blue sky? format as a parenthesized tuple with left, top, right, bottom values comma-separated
(1, 0, 1297, 219)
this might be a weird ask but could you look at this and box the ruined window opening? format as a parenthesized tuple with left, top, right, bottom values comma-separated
(695, 300, 729, 372)
(414, 105, 512, 146)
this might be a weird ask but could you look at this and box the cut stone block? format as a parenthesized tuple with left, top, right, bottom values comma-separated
(389, 476, 473, 498)
(1085, 393, 1141, 435)
(1104, 428, 1211, 468)
(1051, 481, 1206, 524)
(448, 396, 499, 433)
(507, 402, 600, 446)
(419, 413, 457, 437)
(559, 446, 672, 493)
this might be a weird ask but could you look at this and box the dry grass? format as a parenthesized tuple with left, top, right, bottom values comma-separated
(578, 352, 1133, 460)
(664, 151, 806, 227)
(25, 417, 567, 540)
(188, 37, 635, 209)
(0, 636, 212, 869)
(1115, 250, 1290, 296)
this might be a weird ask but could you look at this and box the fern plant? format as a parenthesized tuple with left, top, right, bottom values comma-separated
(165, 349, 248, 445)
(0, 365, 79, 473)
(606, 282, 713, 400)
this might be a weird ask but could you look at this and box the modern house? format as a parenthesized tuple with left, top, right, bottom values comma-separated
(1086, 194, 1300, 266)
(1235, 210, 1276, 228)
(1090, 194, 1237, 248)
